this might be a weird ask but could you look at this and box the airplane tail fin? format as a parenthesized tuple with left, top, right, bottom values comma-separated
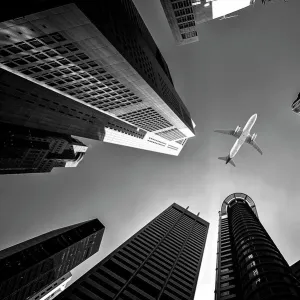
(218, 156, 236, 167)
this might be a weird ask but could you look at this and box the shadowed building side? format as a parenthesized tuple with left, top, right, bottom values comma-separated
(291, 260, 300, 281)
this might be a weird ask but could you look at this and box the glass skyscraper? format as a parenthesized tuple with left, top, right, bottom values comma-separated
(54, 203, 209, 300)
(215, 193, 300, 300)
(0, 219, 104, 300)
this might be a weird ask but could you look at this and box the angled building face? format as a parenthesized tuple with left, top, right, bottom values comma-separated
(291, 260, 300, 281)
(27, 272, 72, 300)
(55, 203, 209, 300)
(160, 0, 255, 46)
(215, 193, 300, 300)
(0, 219, 105, 300)
(0, 0, 195, 156)
(0, 122, 88, 174)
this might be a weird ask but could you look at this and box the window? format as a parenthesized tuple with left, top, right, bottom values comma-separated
(221, 282, 229, 288)
(221, 268, 229, 273)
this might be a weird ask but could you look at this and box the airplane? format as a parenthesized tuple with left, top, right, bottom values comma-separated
(215, 113, 263, 167)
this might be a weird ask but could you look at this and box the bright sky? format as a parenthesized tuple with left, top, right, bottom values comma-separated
(212, 0, 253, 19)
(0, 1, 300, 300)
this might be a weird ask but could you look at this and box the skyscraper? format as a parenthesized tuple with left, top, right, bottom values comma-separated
(0, 0, 195, 156)
(0, 122, 88, 174)
(0, 219, 105, 300)
(215, 193, 300, 300)
(160, 0, 255, 46)
(54, 203, 209, 300)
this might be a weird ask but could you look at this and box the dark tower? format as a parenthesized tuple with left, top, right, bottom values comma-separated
(0, 122, 88, 174)
(0, 219, 105, 300)
(215, 193, 300, 300)
(55, 203, 209, 300)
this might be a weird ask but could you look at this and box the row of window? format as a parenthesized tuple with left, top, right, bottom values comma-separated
(174, 7, 193, 17)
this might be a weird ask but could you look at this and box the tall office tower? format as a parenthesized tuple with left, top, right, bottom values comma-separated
(0, 219, 105, 300)
(291, 260, 300, 281)
(27, 272, 72, 300)
(215, 193, 300, 300)
(0, 122, 88, 174)
(54, 203, 209, 300)
(160, 0, 255, 46)
(0, 0, 195, 156)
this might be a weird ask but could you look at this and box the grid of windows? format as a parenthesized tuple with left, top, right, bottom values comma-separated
(167, 145, 179, 151)
(147, 137, 167, 147)
(217, 216, 237, 300)
(174, 7, 193, 17)
(176, 138, 187, 145)
(181, 31, 198, 39)
(177, 14, 195, 23)
(156, 128, 186, 141)
(0, 32, 144, 113)
(178, 20, 196, 29)
(158, 74, 193, 130)
(114, 22, 157, 87)
(54, 204, 209, 300)
(106, 121, 146, 139)
(0, 0, 195, 156)
(118, 107, 172, 132)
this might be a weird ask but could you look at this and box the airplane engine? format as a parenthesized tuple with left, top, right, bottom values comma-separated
(235, 126, 241, 134)
(251, 133, 257, 142)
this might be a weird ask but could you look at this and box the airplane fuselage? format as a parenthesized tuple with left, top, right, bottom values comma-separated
(229, 114, 257, 159)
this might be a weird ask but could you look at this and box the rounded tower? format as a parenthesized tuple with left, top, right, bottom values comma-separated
(215, 193, 300, 300)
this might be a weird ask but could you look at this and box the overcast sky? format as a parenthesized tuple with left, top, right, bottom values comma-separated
(1, 0, 300, 299)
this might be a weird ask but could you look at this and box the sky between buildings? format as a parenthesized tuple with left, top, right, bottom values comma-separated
(1, 0, 300, 299)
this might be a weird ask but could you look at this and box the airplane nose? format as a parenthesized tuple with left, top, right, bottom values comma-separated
(253, 114, 257, 119)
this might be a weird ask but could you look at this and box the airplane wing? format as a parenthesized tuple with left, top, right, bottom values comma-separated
(214, 129, 242, 139)
(245, 136, 263, 155)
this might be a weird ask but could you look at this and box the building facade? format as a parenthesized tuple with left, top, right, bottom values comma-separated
(0, 0, 195, 156)
(160, 0, 255, 46)
(54, 203, 209, 300)
(291, 260, 300, 281)
(0, 219, 105, 300)
(0, 122, 88, 174)
(215, 193, 300, 300)
(27, 272, 72, 300)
